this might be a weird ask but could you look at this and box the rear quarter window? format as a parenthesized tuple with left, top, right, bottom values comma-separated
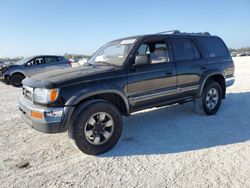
(197, 36, 229, 58)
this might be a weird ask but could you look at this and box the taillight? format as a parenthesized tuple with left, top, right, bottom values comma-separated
(67, 61, 72, 66)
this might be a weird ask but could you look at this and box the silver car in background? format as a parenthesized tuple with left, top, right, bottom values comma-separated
(0, 55, 71, 87)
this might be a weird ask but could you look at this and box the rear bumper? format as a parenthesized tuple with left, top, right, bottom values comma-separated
(18, 96, 72, 133)
(226, 76, 235, 87)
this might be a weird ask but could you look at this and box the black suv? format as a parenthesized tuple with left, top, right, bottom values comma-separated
(18, 31, 235, 155)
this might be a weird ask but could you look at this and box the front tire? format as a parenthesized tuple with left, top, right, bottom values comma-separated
(194, 81, 222, 115)
(10, 74, 25, 87)
(69, 101, 122, 155)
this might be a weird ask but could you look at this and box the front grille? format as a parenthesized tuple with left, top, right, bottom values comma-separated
(22, 85, 33, 102)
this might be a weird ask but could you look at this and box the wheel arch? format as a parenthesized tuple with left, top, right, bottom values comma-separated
(66, 89, 130, 116)
(10, 71, 25, 78)
(198, 73, 226, 99)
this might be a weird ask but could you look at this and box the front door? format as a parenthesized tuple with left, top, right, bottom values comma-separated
(127, 37, 177, 111)
(25, 57, 46, 76)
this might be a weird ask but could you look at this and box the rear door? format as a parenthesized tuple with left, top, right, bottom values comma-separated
(44, 56, 69, 72)
(127, 37, 177, 110)
(170, 37, 203, 98)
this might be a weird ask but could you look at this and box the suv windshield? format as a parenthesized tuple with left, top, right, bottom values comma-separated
(87, 38, 137, 66)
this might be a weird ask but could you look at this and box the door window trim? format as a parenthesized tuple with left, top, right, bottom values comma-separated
(131, 36, 174, 67)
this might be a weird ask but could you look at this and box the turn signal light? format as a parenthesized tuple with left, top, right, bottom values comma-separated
(31, 111, 43, 119)
(50, 89, 59, 102)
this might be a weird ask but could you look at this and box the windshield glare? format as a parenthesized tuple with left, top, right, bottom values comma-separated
(15, 57, 32, 65)
(87, 39, 137, 66)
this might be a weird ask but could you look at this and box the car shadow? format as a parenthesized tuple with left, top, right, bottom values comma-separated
(101, 92, 250, 157)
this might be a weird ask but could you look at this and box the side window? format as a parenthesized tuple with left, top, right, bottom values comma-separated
(45, 57, 59, 64)
(172, 39, 200, 61)
(137, 40, 170, 64)
(138, 44, 149, 55)
(28, 58, 44, 66)
(57, 57, 63, 61)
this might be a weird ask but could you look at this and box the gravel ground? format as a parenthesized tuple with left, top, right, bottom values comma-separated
(0, 58, 250, 188)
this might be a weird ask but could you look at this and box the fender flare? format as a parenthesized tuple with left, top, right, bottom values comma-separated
(197, 71, 225, 98)
(65, 89, 130, 115)
(60, 99, 107, 132)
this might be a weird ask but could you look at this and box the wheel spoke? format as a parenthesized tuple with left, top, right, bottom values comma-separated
(206, 96, 210, 102)
(94, 135, 101, 144)
(105, 120, 113, 127)
(102, 130, 111, 139)
(85, 130, 93, 138)
(99, 113, 106, 122)
(88, 117, 96, 125)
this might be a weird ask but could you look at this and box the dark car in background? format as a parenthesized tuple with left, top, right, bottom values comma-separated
(0, 55, 71, 87)
(0, 61, 5, 67)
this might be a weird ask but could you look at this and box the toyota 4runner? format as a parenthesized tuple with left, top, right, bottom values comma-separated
(18, 31, 235, 155)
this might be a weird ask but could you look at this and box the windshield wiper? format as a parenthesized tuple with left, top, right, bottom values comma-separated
(84, 62, 96, 67)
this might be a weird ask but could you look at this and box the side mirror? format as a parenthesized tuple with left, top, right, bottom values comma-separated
(26, 62, 32, 66)
(134, 54, 150, 66)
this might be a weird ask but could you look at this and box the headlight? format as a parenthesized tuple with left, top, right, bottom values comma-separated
(33, 88, 59, 104)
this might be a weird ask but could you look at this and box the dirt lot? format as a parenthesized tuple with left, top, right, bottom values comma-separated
(0, 58, 250, 188)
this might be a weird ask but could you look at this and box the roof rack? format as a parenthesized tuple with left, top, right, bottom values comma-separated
(156, 30, 180, 34)
(156, 30, 210, 35)
(194, 32, 210, 35)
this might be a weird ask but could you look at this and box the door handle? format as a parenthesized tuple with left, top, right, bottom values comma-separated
(165, 70, 173, 75)
(201, 66, 207, 70)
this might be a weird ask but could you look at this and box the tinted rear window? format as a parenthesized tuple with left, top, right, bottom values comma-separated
(197, 36, 229, 58)
(172, 38, 200, 61)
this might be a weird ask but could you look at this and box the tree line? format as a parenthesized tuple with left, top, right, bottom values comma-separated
(0, 53, 92, 63)
(229, 47, 250, 53)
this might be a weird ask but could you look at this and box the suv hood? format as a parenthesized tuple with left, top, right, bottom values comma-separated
(23, 65, 117, 88)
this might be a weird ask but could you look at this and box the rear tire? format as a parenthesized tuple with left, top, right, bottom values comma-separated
(194, 81, 222, 115)
(10, 74, 25, 87)
(68, 101, 122, 155)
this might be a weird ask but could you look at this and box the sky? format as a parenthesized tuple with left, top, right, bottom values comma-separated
(0, 0, 250, 57)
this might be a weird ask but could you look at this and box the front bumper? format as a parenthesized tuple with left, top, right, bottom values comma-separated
(0, 72, 10, 84)
(0, 71, 4, 81)
(18, 95, 68, 133)
(226, 76, 235, 87)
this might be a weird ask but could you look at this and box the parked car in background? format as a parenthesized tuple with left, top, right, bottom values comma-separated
(231, 52, 237, 57)
(0, 55, 71, 87)
(237, 52, 248, 57)
(70, 58, 88, 67)
(78, 58, 88, 65)
(0, 61, 5, 67)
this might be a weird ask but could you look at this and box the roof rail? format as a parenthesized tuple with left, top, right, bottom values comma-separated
(156, 30, 210, 36)
(156, 30, 180, 34)
(195, 32, 210, 35)
(178, 32, 211, 36)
